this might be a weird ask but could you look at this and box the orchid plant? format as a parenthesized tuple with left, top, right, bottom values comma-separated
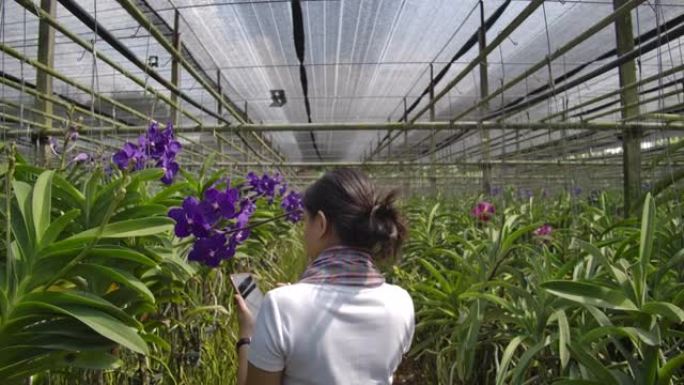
(471, 201, 495, 222)
(112, 122, 182, 184)
(167, 171, 303, 267)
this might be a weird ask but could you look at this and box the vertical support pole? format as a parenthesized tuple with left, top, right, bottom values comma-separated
(171, 10, 181, 126)
(217, 69, 223, 123)
(36, 0, 56, 165)
(403, 127, 409, 195)
(613, 0, 641, 214)
(429, 64, 437, 195)
(478, 0, 492, 196)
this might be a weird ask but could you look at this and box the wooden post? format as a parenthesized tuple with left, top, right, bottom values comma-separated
(478, 0, 492, 195)
(613, 0, 641, 214)
(35, 0, 56, 165)
(170, 10, 181, 125)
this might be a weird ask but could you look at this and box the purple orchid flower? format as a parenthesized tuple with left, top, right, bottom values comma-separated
(66, 127, 79, 143)
(533, 224, 553, 237)
(112, 122, 183, 184)
(281, 191, 303, 223)
(48, 137, 61, 156)
(279, 182, 288, 196)
(246, 172, 260, 190)
(167, 197, 211, 238)
(188, 233, 232, 267)
(113, 142, 145, 171)
(70, 152, 91, 165)
(200, 187, 240, 224)
(471, 201, 495, 222)
(160, 160, 180, 185)
(235, 199, 257, 229)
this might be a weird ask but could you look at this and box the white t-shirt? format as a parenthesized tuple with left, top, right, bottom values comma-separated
(248, 282, 415, 385)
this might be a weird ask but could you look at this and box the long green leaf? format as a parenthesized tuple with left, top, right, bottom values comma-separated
(112, 204, 168, 222)
(542, 281, 637, 311)
(32, 170, 54, 242)
(637, 193, 655, 306)
(576, 240, 629, 287)
(15, 165, 84, 204)
(21, 291, 140, 328)
(83, 169, 101, 227)
(556, 309, 571, 370)
(149, 182, 191, 203)
(511, 337, 550, 385)
(12, 181, 35, 254)
(418, 258, 451, 293)
(130, 168, 164, 183)
(495, 335, 525, 385)
(499, 223, 540, 258)
(641, 301, 684, 323)
(459, 292, 515, 313)
(658, 352, 684, 385)
(87, 247, 157, 267)
(64, 352, 122, 370)
(39, 209, 80, 248)
(10, 201, 32, 261)
(74, 263, 155, 303)
(568, 342, 619, 385)
(66, 217, 174, 241)
(14, 301, 148, 354)
(580, 326, 659, 346)
(11, 181, 32, 228)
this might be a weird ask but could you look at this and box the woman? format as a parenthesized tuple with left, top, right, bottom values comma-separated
(234, 168, 415, 385)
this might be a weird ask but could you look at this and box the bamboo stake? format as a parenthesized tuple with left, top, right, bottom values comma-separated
(540, 63, 684, 122)
(448, 0, 646, 123)
(16, 0, 202, 126)
(0, 74, 126, 129)
(409, 0, 545, 123)
(112, 0, 284, 162)
(4, 120, 683, 138)
(0, 42, 152, 123)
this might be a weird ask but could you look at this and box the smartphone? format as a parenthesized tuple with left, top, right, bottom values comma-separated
(230, 273, 264, 317)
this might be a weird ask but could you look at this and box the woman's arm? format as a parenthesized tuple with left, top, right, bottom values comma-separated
(237, 341, 249, 385)
(245, 362, 282, 385)
(235, 294, 284, 385)
(237, 344, 283, 385)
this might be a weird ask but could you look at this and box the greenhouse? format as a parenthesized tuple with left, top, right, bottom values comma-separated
(0, 0, 683, 384)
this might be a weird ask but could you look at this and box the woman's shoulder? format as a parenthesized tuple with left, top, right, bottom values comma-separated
(378, 282, 411, 295)
(379, 283, 414, 305)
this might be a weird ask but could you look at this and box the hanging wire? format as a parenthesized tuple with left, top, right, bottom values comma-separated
(20, 7, 27, 140)
(91, 0, 100, 142)
(1, 0, 6, 143)
(541, 2, 559, 118)
(650, 0, 682, 221)
(140, 31, 154, 153)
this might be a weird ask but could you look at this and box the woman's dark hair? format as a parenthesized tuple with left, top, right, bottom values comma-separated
(303, 168, 407, 260)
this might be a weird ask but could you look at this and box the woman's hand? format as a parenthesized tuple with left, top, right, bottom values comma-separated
(234, 294, 255, 338)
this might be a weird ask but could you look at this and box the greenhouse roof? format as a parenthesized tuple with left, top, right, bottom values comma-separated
(0, 0, 683, 191)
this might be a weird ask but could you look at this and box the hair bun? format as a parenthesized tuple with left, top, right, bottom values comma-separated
(370, 203, 381, 218)
(368, 192, 402, 241)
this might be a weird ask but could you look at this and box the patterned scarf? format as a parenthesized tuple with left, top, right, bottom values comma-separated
(299, 246, 385, 287)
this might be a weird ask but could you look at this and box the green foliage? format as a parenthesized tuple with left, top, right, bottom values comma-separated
(0, 151, 304, 385)
(3, 144, 683, 385)
(392, 191, 684, 385)
(0, 163, 179, 383)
